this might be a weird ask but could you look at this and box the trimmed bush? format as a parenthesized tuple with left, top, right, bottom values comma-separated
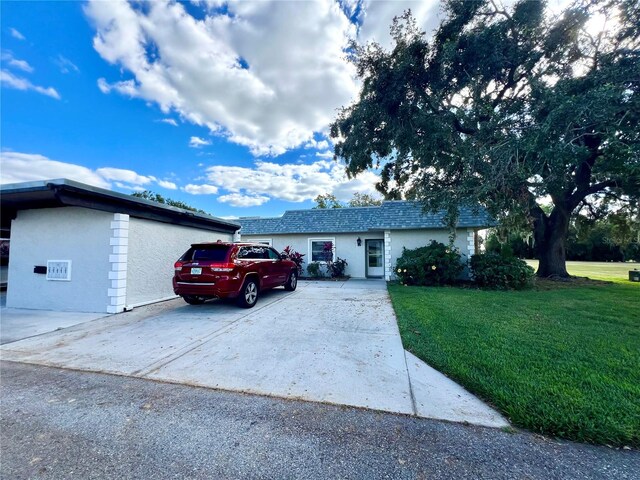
(395, 241, 464, 286)
(307, 262, 324, 278)
(470, 253, 535, 290)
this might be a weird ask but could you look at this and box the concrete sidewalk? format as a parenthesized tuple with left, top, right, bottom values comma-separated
(1, 281, 507, 428)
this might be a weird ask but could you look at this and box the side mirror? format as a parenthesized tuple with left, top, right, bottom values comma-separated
(279, 253, 288, 260)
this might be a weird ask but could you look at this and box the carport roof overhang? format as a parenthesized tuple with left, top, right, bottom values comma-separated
(0, 179, 240, 234)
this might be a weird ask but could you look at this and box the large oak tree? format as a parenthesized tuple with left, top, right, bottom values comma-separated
(331, 0, 639, 277)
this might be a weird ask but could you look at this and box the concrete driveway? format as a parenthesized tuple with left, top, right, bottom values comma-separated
(0, 280, 507, 427)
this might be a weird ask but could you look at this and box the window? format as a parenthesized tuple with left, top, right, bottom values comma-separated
(251, 239, 272, 246)
(181, 245, 230, 262)
(308, 238, 335, 262)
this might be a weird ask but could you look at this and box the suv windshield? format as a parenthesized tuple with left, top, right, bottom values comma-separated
(181, 245, 230, 263)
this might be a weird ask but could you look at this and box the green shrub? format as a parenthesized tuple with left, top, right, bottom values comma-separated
(329, 257, 348, 278)
(470, 253, 535, 290)
(306, 262, 324, 278)
(395, 241, 464, 286)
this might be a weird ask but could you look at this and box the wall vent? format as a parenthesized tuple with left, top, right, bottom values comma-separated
(46, 260, 72, 281)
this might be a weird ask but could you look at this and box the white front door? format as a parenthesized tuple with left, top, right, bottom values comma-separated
(366, 239, 384, 277)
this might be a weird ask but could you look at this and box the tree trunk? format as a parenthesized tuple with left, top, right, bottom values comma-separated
(532, 206, 571, 278)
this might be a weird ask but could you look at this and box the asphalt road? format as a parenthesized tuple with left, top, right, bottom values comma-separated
(1, 362, 638, 480)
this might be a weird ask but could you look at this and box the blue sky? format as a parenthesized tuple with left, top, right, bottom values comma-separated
(1, 0, 444, 217)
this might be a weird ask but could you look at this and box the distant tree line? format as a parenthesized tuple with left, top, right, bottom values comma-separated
(487, 209, 640, 262)
(131, 190, 207, 214)
(313, 192, 383, 209)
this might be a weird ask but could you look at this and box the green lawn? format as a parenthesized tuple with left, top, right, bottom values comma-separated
(388, 273, 639, 447)
(526, 260, 640, 283)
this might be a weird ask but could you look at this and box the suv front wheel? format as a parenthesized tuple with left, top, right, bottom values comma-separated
(237, 278, 259, 308)
(284, 271, 297, 291)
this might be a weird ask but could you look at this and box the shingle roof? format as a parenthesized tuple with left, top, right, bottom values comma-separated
(238, 201, 492, 235)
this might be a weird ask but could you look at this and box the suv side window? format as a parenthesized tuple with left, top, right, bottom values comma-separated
(237, 246, 267, 260)
(267, 248, 280, 260)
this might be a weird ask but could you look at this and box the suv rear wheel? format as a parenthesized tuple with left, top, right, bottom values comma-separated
(237, 278, 258, 308)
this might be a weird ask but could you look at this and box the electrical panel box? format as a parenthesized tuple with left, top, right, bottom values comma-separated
(46, 260, 72, 281)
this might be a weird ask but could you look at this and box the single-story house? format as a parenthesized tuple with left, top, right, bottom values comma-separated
(238, 201, 492, 280)
(1, 179, 239, 313)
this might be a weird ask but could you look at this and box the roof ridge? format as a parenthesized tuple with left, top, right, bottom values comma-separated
(282, 204, 382, 214)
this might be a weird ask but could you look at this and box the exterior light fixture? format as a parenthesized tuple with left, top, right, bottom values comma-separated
(357, 237, 362, 247)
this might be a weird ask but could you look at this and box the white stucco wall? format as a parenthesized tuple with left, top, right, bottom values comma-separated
(242, 232, 384, 278)
(6, 207, 113, 312)
(244, 228, 475, 280)
(125, 218, 233, 306)
(388, 228, 473, 279)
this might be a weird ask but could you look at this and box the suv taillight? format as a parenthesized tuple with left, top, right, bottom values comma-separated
(174, 261, 185, 272)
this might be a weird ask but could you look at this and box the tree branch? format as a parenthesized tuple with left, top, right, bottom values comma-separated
(569, 179, 620, 210)
(582, 179, 620, 197)
(452, 116, 476, 135)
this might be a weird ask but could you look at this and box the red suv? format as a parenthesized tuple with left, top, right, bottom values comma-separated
(173, 242, 298, 308)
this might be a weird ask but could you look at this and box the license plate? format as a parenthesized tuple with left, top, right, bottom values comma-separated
(191, 267, 202, 275)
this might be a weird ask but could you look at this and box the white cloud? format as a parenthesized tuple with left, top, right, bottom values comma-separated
(304, 139, 330, 150)
(8, 58, 33, 73)
(218, 193, 269, 207)
(315, 150, 334, 159)
(203, 158, 379, 203)
(96, 77, 110, 93)
(96, 77, 137, 96)
(0, 69, 60, 99)
(189, 136, 212, 148)
(2, 52, 33, 73)
(9, 28, 25, 41)
(95, 167, 153, 185)
(159, 118, 178, 126)
(157, 179, 177, 189)
(85, 0, 359, 156)
(114, 181, 146, 192)
(183, 183, 219, 195)
(0, 152, 110, 188)
(54, 55, 80, 74)
(316, 140, 330, 150)
(0, 151, 176, 192)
